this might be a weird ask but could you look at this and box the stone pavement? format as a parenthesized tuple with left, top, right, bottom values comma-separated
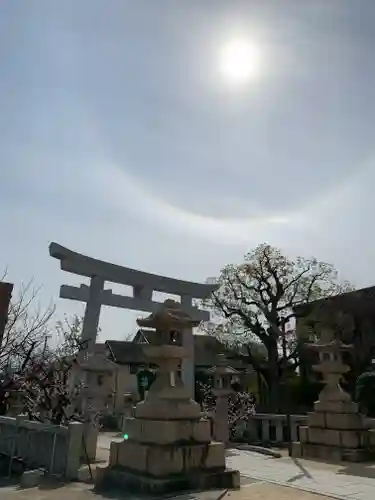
(226, 448, 375, 500)
(0, 481, 340, 500)
(3, 433, 375, 500)
(95, 433, 375, 500)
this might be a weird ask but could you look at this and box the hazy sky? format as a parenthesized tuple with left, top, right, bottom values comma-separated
(1, 1, 375, 342)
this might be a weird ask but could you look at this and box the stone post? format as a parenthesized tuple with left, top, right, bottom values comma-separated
(215, 396, 230, 443)
(82, 422, 99, 462)
(65, 422, 84, 480)
(246, 416, 258, 443)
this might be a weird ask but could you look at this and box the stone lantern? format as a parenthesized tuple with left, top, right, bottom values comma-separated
(98, 300, 240, 494)
(293, 329, 374, 462)
(207, 353, 238, 444)
(77, 352, 117, 461)
(310, 331, 353, 406)
(209, 353, 238, 396)
(133, 300, 202, 420)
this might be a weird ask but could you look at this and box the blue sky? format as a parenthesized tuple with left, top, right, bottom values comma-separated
(1, 0, 375, 341)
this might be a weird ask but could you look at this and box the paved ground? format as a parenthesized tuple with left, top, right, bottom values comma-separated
(95, 433, 375, 500)
(226, 448, 375, 500)
(2, 433, 375, 500)
(0, 481, 340, 500)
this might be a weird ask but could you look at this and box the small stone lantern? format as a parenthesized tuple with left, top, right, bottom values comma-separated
(207, 354, 238, 444)
(209, 354, 238, 397)
(293, 329, 371, 462)
(309, 331, 353, 405)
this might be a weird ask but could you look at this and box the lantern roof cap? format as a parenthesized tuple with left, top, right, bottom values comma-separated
(206, 353, 239, 375)
(137, 299, 200, 329)
(308, 337, 353, 352)
(211, 365, 238, 375)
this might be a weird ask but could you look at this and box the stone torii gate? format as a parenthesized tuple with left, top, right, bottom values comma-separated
(49, 242, 217, 395)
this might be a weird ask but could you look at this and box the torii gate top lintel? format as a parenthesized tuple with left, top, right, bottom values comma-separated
(49, 242, 216, 299)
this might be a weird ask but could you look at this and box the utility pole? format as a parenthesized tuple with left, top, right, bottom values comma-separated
(0, 282, 13, 351)
(43, 334, 52, 355)
(281, 331, 293, 457)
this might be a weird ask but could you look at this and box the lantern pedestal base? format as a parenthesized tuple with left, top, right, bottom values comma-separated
(292, 398, 372, 462)
(97, 436, 240, 494)
(97, 413, 240, 493)
(97, 464, 240, 495)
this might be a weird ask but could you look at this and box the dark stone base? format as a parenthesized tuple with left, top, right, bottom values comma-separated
(96, 466, 240, 495)
(292, 442, 370, 463)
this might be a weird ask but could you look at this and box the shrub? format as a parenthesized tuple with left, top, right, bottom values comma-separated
(355, 370, 375, 417)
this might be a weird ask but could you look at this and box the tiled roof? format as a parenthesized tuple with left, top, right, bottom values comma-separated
(93, 343, 108, 355)
(131, 330, 248, 369)
(105, 340, 147, 365)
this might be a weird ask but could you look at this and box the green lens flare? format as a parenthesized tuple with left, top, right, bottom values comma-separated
(123, 434, 129, 440)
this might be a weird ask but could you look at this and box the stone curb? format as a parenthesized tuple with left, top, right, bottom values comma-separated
(241, 474, 348, 500)
(230, 445, 282, 458)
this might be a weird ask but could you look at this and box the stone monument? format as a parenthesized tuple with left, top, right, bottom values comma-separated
(293, 329, 373, 462)
(96, 300, 240, 494)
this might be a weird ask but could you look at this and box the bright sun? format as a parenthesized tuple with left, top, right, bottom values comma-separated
(219, 39, 261, 85)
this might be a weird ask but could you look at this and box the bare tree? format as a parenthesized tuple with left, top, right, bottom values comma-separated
(198, 381, 255, 440)
(0, 279, 55, 373)
(10, 313, 89, 424)
(54, 315, 84, 358)
(0, 277, 56, 414)
(0, 274, 93, 424)
(203, 243, 352, 411)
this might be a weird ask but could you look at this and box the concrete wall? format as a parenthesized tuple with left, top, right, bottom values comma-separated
(0, 415, 83, 479)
